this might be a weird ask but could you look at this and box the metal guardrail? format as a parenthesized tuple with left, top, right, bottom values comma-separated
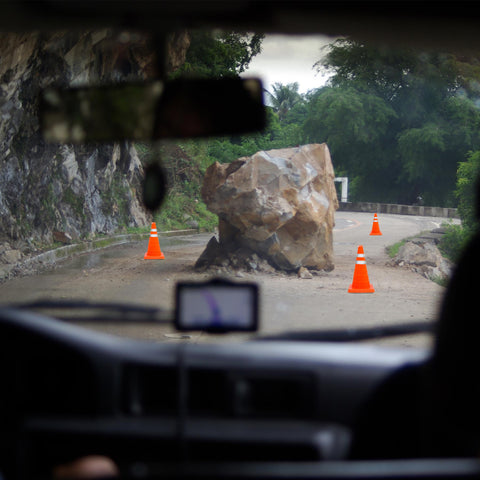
(338, 202, 459, 218)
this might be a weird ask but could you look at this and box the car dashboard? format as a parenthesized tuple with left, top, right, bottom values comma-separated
(0, 307, 434, 479)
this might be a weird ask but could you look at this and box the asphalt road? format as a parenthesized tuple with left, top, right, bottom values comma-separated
(333, 212, 448, 256)
(0, 212, 458, 347)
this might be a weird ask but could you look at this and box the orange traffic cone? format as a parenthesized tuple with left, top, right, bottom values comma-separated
(369, 213, 382, 236)
(348, 245, 375, 293)
(144, 222, 165, 260)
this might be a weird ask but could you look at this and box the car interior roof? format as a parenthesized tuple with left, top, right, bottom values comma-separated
(1, 1, 480, 54)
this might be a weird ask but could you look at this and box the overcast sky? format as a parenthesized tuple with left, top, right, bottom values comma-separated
(241, 34, 337, 96)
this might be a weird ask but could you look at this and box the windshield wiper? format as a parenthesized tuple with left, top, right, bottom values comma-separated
(10, 299, 172, 324)
(257, 321, 435, 342)
(7, 301, 436, 339)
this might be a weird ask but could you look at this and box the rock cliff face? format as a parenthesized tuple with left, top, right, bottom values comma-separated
(0, 30, 189, 250)
(199, 144, 338, 272)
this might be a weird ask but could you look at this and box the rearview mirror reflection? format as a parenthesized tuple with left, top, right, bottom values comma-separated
(41, 78, 265, 142)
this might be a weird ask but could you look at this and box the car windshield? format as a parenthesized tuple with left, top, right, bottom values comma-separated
(0, 27, 472, 347)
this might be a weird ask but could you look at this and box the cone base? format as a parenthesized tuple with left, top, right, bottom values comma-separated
(144, 253, 165, 260)
(348, 284, 375, 293)
(369, 232, 382, 236)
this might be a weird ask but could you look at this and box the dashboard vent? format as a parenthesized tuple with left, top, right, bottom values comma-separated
(188, 369, 231, 416)
(230, 372, 317, 419)
(188, 368, 317, 419)
(122, 364, 177, 416)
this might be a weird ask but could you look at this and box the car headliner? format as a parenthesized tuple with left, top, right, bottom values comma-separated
(1, 1, 480, 55)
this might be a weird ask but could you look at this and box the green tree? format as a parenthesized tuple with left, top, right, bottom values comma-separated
(303, 86, 399, 201)
(317, 39, 419, 102)
(266, 82, 303, 120)
(456, 150, 480, 231)
(439, 149, 480, 262)
(397, 123, 448, 203)
(173, 30, 264, 78)
(308, 39, 480, 204)
(319, 39, 458, 109)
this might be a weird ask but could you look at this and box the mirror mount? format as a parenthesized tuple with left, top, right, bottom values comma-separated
(142, 162, 167, 213)
(152, 33, 168, 81)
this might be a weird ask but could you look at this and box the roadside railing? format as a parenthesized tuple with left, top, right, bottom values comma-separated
(338, 201, 458, 218)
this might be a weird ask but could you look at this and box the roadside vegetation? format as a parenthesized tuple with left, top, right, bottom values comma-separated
(139, 32, 480, 258)
(440, 150, 480, 261)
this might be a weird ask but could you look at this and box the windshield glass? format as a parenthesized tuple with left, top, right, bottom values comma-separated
(0, 28, 473, 347)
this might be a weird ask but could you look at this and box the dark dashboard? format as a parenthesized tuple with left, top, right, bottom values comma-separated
(0, 308, 430, 478)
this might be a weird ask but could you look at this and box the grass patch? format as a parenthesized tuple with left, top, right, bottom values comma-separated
(125, 226, 150, 235)
(155, 193, 218, 232)
(93, 238, 116, 249)
(386, 236, 417, 258)
(430, 274, 450, 287)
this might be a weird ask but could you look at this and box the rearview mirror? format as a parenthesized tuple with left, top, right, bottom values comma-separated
(40, 77, 265, 142)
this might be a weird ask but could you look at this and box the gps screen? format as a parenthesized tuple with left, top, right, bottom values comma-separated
(175, 281, 259, 332)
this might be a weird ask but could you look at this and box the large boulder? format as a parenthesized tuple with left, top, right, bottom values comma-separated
(200, 144, 338, 272)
